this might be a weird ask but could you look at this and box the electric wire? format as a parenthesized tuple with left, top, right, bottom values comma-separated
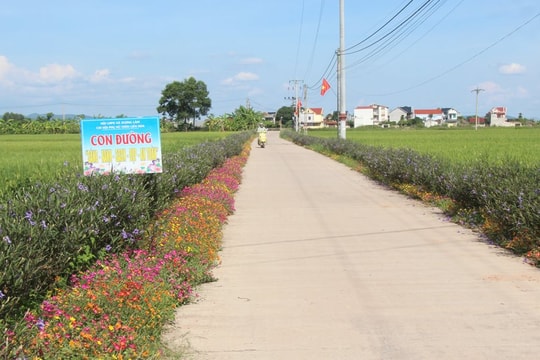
(293, 0, 306, 79)
(365, 10, 540, 96)
(303, 0, 326, 80)
(344, 0, 415, 52)
(343, 0, 438, 56)
(346, 0, 447, 72)
(356, 0, 464, 73)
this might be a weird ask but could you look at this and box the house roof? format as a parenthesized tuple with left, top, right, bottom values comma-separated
(310, 107, 323, 115)
(468, 117, 486, 124)
(399, 106, 412, 114)
(355, 104, 388, 110)
(415, 109, 443, 115)
(491, 106, 506, 114)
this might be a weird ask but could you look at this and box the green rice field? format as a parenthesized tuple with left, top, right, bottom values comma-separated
(310, 127, 540, 167)
(0, 132, 231, 194)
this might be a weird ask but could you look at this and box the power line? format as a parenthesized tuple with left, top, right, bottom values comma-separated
(303, 0, 326, 80)
(343, 0, 440, 56)
(344, 0, 415, 52)
(365, 10, 540, 96)
(293, 0, 306, 79)
(346, 0, 447, 72)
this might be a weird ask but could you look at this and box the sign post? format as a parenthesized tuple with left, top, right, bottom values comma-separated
(80, 117, 162, 175)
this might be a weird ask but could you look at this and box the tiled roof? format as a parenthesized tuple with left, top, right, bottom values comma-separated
(415, 109, 443, 115)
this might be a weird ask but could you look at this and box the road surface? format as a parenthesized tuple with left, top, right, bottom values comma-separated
(163, 131, 540, 359)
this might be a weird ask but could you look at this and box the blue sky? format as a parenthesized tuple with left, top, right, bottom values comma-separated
(1, 0, 539, 119)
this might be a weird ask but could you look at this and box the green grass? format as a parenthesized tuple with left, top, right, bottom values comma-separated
(309, 127, 540, 166)
(0, 132, 231, 194)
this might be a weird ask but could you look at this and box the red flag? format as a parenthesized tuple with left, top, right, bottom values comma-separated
(320, 78, 331, 96)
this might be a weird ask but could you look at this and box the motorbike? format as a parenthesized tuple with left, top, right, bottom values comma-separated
(257, 130, 267, 148)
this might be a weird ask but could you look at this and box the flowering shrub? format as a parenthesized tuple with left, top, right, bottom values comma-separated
(1, 139, 251, 359)
(0, 132, 251, 325)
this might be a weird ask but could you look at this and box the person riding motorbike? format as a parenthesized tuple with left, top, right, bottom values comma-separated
(257, 123, 267, 148)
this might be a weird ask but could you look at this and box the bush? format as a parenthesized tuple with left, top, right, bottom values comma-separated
(0, 132, 251, 325)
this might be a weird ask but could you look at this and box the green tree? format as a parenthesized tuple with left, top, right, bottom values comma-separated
(2, 112, 25, 121)
(229, 106, 262, 131)
(157, 77, 211, 130)
(275, 106, 294, 128)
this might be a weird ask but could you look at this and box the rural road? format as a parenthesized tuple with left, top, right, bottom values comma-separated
(163, 131, 540, 359)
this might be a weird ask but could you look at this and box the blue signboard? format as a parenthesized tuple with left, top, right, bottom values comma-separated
(80, 117, 162, 175)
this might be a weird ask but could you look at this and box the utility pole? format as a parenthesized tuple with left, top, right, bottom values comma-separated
(289, 79, 304, 132)
(337, 0, 346, 139)
(471, 87, 484, 131)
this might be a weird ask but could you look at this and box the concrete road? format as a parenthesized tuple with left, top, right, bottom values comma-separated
(164, 131, 540, 359)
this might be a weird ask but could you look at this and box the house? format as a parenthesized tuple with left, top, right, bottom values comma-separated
(487, 106, 518, 127)
(468, 116, 486, 127)
(414, 108, 443, 127)
(299, 107, 325, 129)
(353, 104, 389, 127)
(441, 108, 460, 126)
(263, 111, 276, 124)
(389, 106, 413, 124)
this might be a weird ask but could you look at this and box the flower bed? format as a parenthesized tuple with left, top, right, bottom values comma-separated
(2, 144, 250, 359)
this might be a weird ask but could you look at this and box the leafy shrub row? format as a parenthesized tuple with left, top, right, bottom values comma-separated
(2, 145, 250, 358)
(282, 130, 540, 265)
(0, 132, 251, 324)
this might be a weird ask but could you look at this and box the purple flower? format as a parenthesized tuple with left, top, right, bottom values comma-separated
(36, 318, 45, 331)
(105, 244, 112, 252)
(2, 236, 11, 245)
(0, 290, 5, 299)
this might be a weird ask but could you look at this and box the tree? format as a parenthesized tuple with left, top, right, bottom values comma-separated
(2, 112, 25, 121)
(276, 106, 295, 128)
(157, 77, 211, 130)
(230, 106, 262, 131)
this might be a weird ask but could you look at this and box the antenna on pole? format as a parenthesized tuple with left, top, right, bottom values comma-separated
(471, 87, 485, 130)
(337, 0, 346, 139)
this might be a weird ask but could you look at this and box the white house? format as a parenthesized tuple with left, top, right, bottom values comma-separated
(299, 107, 325, 129)
(441, 108, 460, 125)
(487, 106, 518, 127)
(414, 108, 444, 127)
(353, 104, 388, 127)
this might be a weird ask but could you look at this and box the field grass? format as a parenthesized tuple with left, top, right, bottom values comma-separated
(309, 127, 540, 167)
(0, 132, 232, 194)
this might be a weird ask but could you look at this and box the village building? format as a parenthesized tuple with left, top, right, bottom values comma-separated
(353, 104, 389, 127)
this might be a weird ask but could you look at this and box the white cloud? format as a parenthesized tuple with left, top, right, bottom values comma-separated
(240, 57, 263, 65)
(39, 63, 78, 82)
(499, 63, 526, 75)
(235, 72, 259, 81)
(222, 71, 259, 85)
(476, 81, 502, 93)
(0, 55, 14, 79)
(89, 68, 110, 83)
